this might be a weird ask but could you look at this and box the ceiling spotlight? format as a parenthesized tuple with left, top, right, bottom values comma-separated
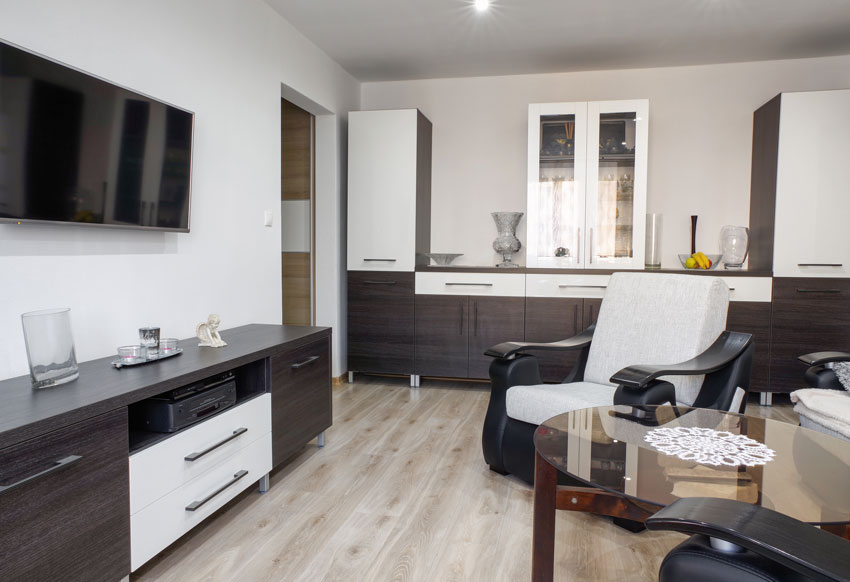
(474, 0, 490, 12)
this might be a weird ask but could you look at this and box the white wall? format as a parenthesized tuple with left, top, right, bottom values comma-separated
(0, 0, 360, 380)
(362, 55, 850, 268)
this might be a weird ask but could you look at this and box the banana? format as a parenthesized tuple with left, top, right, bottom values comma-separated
(692, 252, 709, 269)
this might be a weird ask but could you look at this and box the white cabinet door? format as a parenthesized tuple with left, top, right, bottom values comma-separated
(773, 90, 850, 278)
(585, 100, 648, 270)
(348, 109, 419, 271)
(526, 102, 588, 268)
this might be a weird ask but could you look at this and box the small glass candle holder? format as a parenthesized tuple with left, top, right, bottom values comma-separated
(117, 345, 143, 363)
(159, 338, 178, 354)
(139, 327, 160, 357)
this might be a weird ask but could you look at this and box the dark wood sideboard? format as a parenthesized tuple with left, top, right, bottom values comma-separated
(0, 324, 331, 582)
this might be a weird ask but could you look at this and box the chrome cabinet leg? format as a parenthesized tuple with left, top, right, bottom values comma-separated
(317, 431, 325, 448)
(258, 473, 270, 493)
(759, 392, 773, 406)
(348, 371, 354, 383)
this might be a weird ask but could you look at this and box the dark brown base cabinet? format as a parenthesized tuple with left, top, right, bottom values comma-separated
(271, 336, 332, 467)
(524, 297, 601, 383)
(0, 408, 129, 582)
(415, 295, 525, 379)
(727, 301, 772, 393)
(769, 278, 850, 392)
(348, 271, 415, 375)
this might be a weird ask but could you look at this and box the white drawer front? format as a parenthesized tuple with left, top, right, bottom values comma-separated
(717, 277, 772, 302)
(130, 433, 272, 571)
(415, 272, 526, 297)
(130, 394, 271, 514)
(525, 274, 611, 298)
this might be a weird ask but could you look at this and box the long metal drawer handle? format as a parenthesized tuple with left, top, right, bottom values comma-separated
(291, 355, 320, 369)
(0, 455, 82, 496)
(184, 428, 248, 462)
(796, 288, 841, 294)
(364, 280, 397, 285)
(185, 469, 248, 512)
(558, 284, 607, 289)
(797, 263, 843, 267)
(363, 258, 397, 262)
(444, 282, 494, 287)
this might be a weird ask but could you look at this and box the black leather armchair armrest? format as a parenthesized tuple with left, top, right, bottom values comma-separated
(646, 498, 850, 582)
(609, 331, 752, 389)
(484, 324, 595, 359)
(799, 351, 850, 367)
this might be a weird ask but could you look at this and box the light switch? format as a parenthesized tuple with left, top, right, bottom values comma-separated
(263, 210, 273, 227)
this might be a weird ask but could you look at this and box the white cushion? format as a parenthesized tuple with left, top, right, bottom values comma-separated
(506, 382, 617, 425)
(583, 272, 729, 406)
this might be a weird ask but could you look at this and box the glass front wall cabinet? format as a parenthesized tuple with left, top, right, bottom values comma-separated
(527, 100, 648, 269)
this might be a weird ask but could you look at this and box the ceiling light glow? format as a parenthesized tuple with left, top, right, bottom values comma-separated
(474, 0, 490, 12)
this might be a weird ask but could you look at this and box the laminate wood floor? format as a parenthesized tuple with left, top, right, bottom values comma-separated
(132, 378, 798, 582)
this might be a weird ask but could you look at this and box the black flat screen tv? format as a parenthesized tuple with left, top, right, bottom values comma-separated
(0, 40, 193, 231)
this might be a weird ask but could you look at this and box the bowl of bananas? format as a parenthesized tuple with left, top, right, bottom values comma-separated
(678, 252, 722, 270)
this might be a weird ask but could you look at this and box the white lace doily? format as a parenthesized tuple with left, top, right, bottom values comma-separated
(644, 426, 776, 467)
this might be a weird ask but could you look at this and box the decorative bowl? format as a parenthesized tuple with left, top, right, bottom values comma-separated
(425, 253, 463, 266)
(678, 254, 722, 271)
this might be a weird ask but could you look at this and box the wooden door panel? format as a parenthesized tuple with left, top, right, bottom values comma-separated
(726, 301, 772, 393)
(348, 271, 415, 374)
(415, 295, 468, 377)
(770, 278, 850, 392)
(525, 297, 584, 383)
(468, 296, 526, 379)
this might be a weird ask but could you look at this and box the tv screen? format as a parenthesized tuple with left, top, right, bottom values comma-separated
(0, 40, 193, 231)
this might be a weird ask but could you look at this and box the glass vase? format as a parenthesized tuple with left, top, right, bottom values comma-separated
(719, 225, 750, 269)
(645, 213, 662, 269)
(491, 211, 523, 268)
(21, 308, 79, 388)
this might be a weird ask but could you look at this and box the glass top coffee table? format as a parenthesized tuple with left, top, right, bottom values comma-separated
(531, 405, 850, 582)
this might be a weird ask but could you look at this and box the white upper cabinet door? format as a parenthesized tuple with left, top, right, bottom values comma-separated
(348, 109, 420, 271)
(585, 100, 649, 270)
(773, 90, 850, 278)
(526, 102, 588, 268)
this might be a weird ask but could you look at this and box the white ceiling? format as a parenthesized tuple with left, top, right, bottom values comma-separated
(264, 0, 850, 82)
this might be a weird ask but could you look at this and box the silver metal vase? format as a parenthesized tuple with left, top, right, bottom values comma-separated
(491, 211, 523, 268)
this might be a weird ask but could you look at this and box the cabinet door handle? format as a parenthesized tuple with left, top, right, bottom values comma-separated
(558, 284, 607, 289)
(364, 280, 397, 285)
(363, 258, 396, 262)
(185, 469, 248, 511)
(291, 355, 320, 369)
(474, 301, 479, 336)
(796, 288, 841, 294)
(797, 263, 843, 267)
(184, 428, 248, 462)
(0, 455, 82, 496)
(444, 282, 494, 287)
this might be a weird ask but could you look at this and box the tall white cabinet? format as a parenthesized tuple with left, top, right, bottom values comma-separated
(526, 99, 649, 269)
(347, 109, 432, 271)
(770, 89, 850, 278)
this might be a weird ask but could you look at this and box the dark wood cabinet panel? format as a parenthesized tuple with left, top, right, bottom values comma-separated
(270, 337, 332, 467)
(415, 295, 469, 378)
(348, 271, 415, 375)
(727, 301, 772, 392)
(770, 277, 850, 392)
(0, 408, 129, 582)
(468, 297, 526, 379)
(525, 297, 585, 382)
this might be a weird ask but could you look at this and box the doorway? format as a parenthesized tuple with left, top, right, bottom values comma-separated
(281, 98, 315, 325)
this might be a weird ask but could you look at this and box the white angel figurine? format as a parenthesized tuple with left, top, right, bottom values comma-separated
(196, 314, 227, 347)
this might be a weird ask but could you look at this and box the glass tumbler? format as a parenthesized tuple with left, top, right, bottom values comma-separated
(719, 225, 750, 269)
(21, 308, 80, 388)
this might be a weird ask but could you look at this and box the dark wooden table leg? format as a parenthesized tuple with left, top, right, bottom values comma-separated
(532, 449, 557, 582)
(822, 523, 850, 541)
